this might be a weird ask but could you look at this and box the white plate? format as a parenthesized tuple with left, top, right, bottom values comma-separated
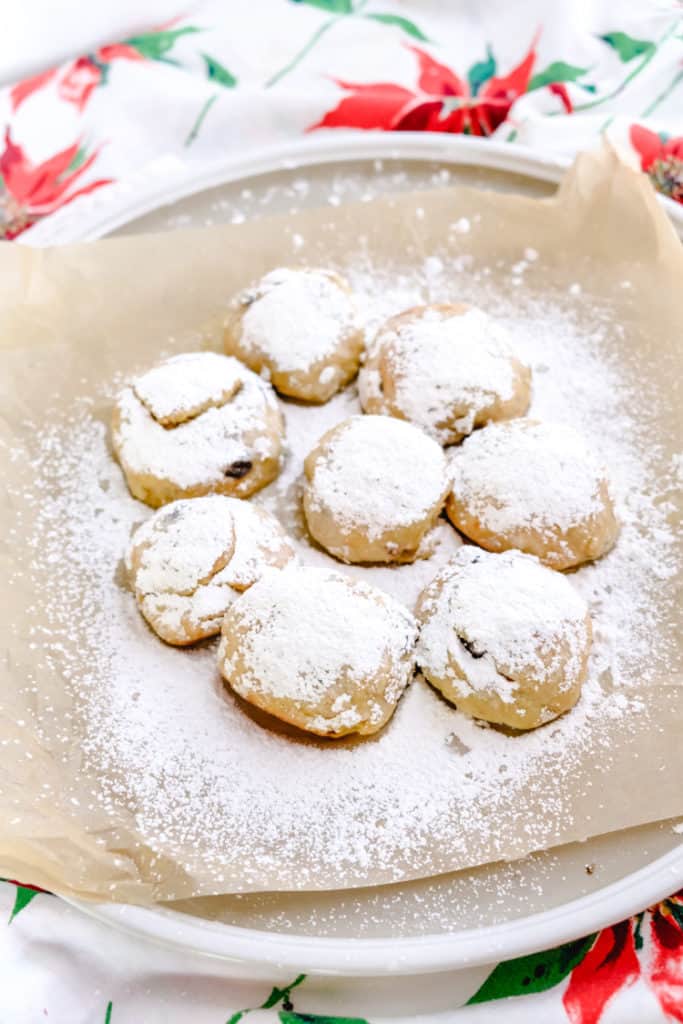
(29, 134, 683, 980)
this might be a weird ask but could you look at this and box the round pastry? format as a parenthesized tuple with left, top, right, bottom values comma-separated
(303, 415, 449, 564)
(223, 267, 363, 403)
(112, 352, 284, 507)
(447, 419, 619, 570)
(126, 495, 297, 645)
(416, 546, 592, 730)
(359, 303, 531, 444)
(218, 566, 418, 737)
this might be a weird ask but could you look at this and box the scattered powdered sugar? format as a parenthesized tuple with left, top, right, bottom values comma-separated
(449, 419, 607, 534)
(133, 352, 243, 426)
(417, 547, 590, 705)
(304, 415, 447, 541)
(9, 249, 680, 895)
(221, 566, 417, 706)
(114, 354, 281, 490)
(236, 267, 357, 373)
(361, 306, 525, 443)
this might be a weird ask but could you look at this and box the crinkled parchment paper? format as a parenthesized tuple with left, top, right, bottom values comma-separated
(0, 147, 681, 903)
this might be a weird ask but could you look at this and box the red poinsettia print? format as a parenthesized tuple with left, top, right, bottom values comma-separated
(310, 36, 578, 137)
(9, 68, 58, 111)
(10, 26, 199, 113)
(0, 130, 112, 239)
(649, 899, 683, 1021)
(562, 893, 683, 1023)
(58, 48, 143, 111)
(630, 124, 683, 203)
(563, 920, 640, 1023)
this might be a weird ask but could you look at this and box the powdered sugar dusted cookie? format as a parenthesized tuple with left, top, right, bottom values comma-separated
(126, 495, 297, 645)
(112, 352, 284, 507)
(359, 304, 531, 445)
(447, 419, 619, 570)
(224, 267, 363, 403)
(218, 566, 418, 737)
(416, 547, 592, 730)
(303, 415, 449, 564)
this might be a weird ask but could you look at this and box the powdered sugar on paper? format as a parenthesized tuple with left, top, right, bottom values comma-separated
(11, 251, 680, 895)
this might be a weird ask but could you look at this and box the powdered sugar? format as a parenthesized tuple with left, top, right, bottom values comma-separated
(127, 497, 235, 596)
(215, 499, 296, 590)
(221, 566, 417, 705)
(360, 306, 527, 443)
(113, 353, 282, 491)
(417, 547, 590, 705)
(304, 415, 447, 541)
(449, 419, 607, 534)
(127, 495, 296, 642)
(133, 352, 243, 426)
(9, 249, 680, 895)
(236, 267, 357, 373)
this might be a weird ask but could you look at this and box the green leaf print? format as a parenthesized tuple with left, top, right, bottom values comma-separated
(467, 934, 597, 1003)
(202, 54, 237, 87)
(226, 974, 307, 1024)
(262, 975, 307, 1008)
(363, 13, 429, 42)
(8, 885, 41, 923)
(600, 31, 655, 62)
(528, 61, 590, 91)
(467, 45, 496, 95)
(293, 0, 353, 13)
(666, 900, 683, 931)
(185, 94, 218, 147)
(104, 1002, 113, 1024)
(126, 26, 201, 62)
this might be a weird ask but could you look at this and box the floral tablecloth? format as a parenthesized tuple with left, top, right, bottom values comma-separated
(1, 1, 682, 1021)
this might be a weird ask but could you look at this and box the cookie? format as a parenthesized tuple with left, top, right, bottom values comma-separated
(447, 419, 619, 570)
(224, 267, 363, 403)
(303, 415, 449, 564)
(359, 304, 531, 444)
(416, 547, 592, 730)
(126, 495, 296, 645)
(218, 566, 418, 737)
(112, 352, 284, 507)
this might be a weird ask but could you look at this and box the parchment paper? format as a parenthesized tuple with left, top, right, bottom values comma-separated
(0, 146, 681, 904)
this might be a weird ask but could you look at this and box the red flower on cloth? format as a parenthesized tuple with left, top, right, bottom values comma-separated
(9, 68, 58, 110)
(9, 47, 141, 112)
(563, 894, 683, 1022)
(630, 124, 683, 203)
(309, 37, 584, 136)
(0, 130, 112, 239)
(10, 26, 199, 112)
(58, 47, 144, 111)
